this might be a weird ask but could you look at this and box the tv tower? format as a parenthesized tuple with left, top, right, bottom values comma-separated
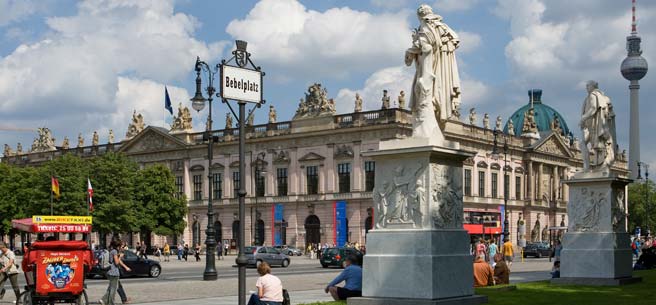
(621, 0, 648, 179)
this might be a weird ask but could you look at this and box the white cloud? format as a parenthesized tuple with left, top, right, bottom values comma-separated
(0, 0, 227, 150)
(225, 0, 412, 79)
(335, 66, 414, 114)
(370, 0, 412, 10)
(433, 0, 480, 12)
(457, 31, 482, 54)
(0, 0, 39, 27)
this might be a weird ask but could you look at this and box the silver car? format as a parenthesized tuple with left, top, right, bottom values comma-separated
(245, 246, 291, 268)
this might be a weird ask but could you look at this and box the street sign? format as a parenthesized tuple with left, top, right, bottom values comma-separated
(32, 216, 92, 224)
(221, 65, 262, 103)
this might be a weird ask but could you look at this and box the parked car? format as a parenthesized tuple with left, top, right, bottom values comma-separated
(244, 246, 291, 267)
(274, 245, 303, 256)
(320, 247, 363, 268)
(88, 249, 162, 278)
(523, 242, 552, 258)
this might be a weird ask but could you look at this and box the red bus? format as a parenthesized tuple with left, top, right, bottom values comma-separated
(463, 209, 503, 242)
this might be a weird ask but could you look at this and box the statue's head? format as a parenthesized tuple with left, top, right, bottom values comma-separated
(417, 4, 441, 21)
(586, 80, 599, 93)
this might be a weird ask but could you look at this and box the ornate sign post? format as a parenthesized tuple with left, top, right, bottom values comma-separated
(350, 4, 485, 305)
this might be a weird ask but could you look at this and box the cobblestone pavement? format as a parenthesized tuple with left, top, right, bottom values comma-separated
(2, 255, 554, 304)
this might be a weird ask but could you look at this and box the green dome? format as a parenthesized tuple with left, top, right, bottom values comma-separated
(503, 89, 570, 137)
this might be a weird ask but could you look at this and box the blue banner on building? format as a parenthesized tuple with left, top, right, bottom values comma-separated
(274, 204, 284, 246)
(334, 201, 347, 247)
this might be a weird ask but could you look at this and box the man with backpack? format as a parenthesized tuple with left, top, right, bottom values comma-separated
(99, 240, 131, 305)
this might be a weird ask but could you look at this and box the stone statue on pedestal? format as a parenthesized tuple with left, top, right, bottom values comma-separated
(268, 105, 277, 124)
(398, 91, 406, 110)
(3, 144, 14, 157)
(354, 93, 363, 112)
(551, 113, 563, 135)
(126, 110, 145, 139)
(226, 113, 233, 129)
(77, 134, 84, 147)
(468, 108, 476, 125)
(381, 90, 390, 110)
(496, 116, 502, 130)
(92, 131, 99, 146)
(62, 137, 69, 149)
(507, 119, 515, 136)
(293, 83, 336, 119)
(522, 108, 538, 134)
(246, 112, 254, 126)
(16, 143, 22, 155)
(30, 128, 56, 152)
(580, 80, 616, 174)
(171, 103, 193, 132)
(108, 130, 115, 144)
(483, 113, 490, 129)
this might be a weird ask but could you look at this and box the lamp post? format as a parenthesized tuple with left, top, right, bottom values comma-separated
(190, 57, 219, 281)
(492, 129, 510, 241)
(253, 151, 266, 245)
(637, 161, 650, 236)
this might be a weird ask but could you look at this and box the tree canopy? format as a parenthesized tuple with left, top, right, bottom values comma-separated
(0, 153, 187, 239)
(628, 180, 656, 234)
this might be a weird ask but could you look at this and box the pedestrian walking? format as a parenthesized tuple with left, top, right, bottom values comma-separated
(99, 239, 132, 305)
(116, 241, 132, 304)
(177, 244, 183, 261)
(163, 243, 170, 262)
(488, 239, 498, 267)
(183, 244, 189, 261)
(194, 245, 201, 262)
(0, 241, 20, 304)
(217, 241, 223, 260)
(224, 243, 229, 256)
(325, 255, 362, 300)
(502, 238, 514, 267)
(247, 262, 284, 305)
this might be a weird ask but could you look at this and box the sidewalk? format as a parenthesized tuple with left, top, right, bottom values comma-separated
(131, 289, 332, 305)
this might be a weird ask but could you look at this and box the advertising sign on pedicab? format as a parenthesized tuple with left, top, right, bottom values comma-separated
(36, 250, 84, 293)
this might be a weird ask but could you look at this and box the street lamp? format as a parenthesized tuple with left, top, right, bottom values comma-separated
(190, 56, 219, 281)
(492, 128, 510, 242)
(637, 161, 650, 236)
(253, 151, 266, 245)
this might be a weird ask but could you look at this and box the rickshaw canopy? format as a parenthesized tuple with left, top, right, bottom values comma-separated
(12, 216, 92, 233)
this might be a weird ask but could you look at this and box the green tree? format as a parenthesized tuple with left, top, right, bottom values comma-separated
(87, 153, 140, 236)
(628, 180, 656, 233)
(133, 164, 187, 247)
(39, 154, 90, 216)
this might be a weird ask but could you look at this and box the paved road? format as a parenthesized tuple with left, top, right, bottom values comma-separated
(1, 255, 554, 304)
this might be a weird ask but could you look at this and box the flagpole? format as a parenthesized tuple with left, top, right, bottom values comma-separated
(50, 175, 53, 216)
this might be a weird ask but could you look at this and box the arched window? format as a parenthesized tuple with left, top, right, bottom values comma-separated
(232, 220, 240, 241)
(214, 221, 222, 244)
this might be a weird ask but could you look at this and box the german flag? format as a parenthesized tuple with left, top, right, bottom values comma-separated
(51, 177, 60, 200)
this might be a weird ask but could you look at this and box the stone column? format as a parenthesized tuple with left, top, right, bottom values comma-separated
(528, 161, 534, 206)
(538, 163, 544, 203)
(352, 142, 363, 191)
(351, 145, 486, 305)
(553, 176, 639, 285)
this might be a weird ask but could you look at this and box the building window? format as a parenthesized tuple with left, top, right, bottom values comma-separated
(464, 169, 472, 196)
(212, 173, 222, 199)
(338, 163, 351, 193)
(491, 173, 498, 198)
(504, 174, 510, 199)
(175, 176, 184, 199)
(478, 171, 485, 197)
(515, 176, 522, 199)
(306, 166, 318, 195)
(277, 168, 288, 196)
(255, 168, 265, 197)
(233, 171, 240, 198)
(193, 175, 202, 201)
(364, 161, 375, 192)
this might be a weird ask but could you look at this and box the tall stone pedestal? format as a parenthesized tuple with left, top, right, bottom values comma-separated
(552, 176, 641, 286)
(349, 144, 486, 305)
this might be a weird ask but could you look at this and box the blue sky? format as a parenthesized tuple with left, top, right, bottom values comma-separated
(0, 0, 654, 168)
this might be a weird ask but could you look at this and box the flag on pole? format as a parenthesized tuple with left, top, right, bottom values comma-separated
(51, 177, 60, 199)
(164, 86, 173, 115)
(87, 178, 94, 212)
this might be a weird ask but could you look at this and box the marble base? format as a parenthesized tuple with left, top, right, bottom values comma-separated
(359, 229, 478, 300)
(551, 276, 642, 286)
(349, 295, 488, 305)
(559, 232, 633, 279)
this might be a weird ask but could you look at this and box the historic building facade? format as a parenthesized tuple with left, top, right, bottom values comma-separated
(1, 86, 629, 249)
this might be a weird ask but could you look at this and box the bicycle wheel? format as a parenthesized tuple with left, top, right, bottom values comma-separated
(76, 290, 88, 305)
(21, 290, 32, 305)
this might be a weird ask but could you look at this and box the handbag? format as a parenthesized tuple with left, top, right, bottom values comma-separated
(282, 289, 291, 305)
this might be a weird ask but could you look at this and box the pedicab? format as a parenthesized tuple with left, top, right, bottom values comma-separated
(12, 216, 94, 305)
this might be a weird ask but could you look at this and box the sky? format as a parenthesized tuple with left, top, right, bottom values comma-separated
(0, 0, 654, 170)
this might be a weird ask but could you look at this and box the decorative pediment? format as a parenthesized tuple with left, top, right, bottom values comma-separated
(533, 133, 573, 158)
(251, 158, 268, 168)
(504, 165, 513, 172)
(477, 161, 488, 168)
(463, 157, 475, 166)
(119, 126, 187, 154)
(334, 145, 354, 159)
(190, 165, 205, 171)
(211, 163, 224, 170)
(273, 150, 290, 164)
(229, 161, 240, 168)
(490, 163, 501, 170)
(514, 167, 525, 173)
(298, 152, 325, 162)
